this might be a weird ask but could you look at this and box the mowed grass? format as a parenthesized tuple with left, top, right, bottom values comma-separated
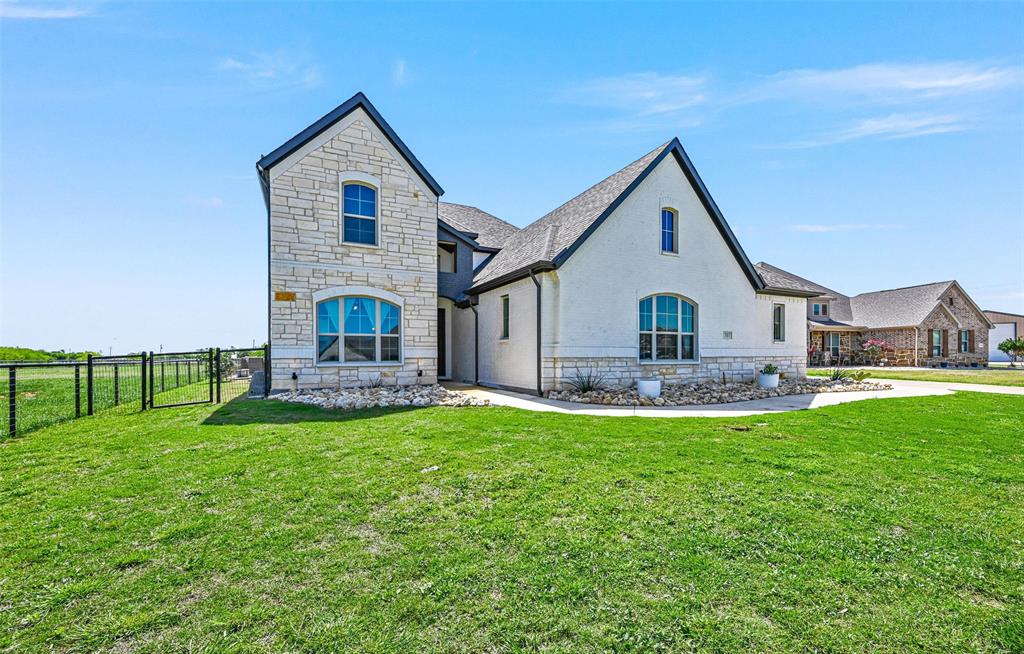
(808, 367, 1024, 387)
(1, 394, 1022, 653)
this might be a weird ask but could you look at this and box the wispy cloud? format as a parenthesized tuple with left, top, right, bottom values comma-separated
(751, 62, 1022, 104)
(562, 72, 707, 117)
(183, 195, 224, 209)
(789, 223, 903, 233)
(392, 58, 408, 87)
(0, 2, 93, 19)
(217, 48, 320, 92)
(777, 113, 966, 148)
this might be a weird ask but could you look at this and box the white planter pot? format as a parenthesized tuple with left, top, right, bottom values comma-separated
(757, 372, 780, 389)
(637, 378, 661, 398)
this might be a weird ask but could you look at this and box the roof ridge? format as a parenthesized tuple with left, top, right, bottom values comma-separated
(853, 280, 955, 297)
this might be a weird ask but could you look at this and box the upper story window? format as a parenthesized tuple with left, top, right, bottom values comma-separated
(812, 302, 829, 317)
(317, 296, 400, 363)
(660, 208, 678, 253)
(500, 295, 510, 339)
(773, 303, 786, 341)
(342, 183, 377, 246)
(438, 242, 457, 273)
(639, 294, 696, 361)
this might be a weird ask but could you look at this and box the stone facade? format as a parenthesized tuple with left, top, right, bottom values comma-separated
(268, 112, 439, 390)
(542, 355, 806, 390)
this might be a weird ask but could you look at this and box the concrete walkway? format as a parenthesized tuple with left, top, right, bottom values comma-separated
(448, 378, 1020, 418)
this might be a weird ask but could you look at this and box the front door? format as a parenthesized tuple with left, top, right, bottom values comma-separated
(437, 308, 447, 378)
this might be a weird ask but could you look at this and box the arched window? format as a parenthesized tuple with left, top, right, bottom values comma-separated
(317, 296, 400, 363)
(639, 294, 696, 361)
(342, 182, 377, 245)
(661, 208, 678, 253)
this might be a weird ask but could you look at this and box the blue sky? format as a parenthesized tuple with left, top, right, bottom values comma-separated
(2, 1, 1022, 353)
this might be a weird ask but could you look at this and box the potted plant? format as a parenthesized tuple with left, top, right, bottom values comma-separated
(757, 363, 780, 389)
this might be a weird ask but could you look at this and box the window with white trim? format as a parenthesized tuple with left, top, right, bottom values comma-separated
(812, 302, 829, 317)
(773, 303, 786, 341)
(660, 208, 678, 253)
(639, 294, 696, 361)
(342, 182, 377, 245)
(316, 296, 400, 363)
(826, 332, 841, 357)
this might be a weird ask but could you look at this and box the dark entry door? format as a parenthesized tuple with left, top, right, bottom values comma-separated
(437, 308, 447, 378)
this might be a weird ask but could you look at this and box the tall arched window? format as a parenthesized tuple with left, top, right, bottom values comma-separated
(317, 296, 400, 363)
(639, 294, 696, 361)
(342, 182, 377, 245)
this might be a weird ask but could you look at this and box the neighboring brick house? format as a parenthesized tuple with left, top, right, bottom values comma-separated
(755, 263, 994, 367)
(258, 93, 809, 394)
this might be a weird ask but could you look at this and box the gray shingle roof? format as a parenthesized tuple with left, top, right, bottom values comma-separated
(438, 202, 519, 250)
(472, 142, 668, 286)
(755, 262, 856, 323)
(848, 281, 955, 329)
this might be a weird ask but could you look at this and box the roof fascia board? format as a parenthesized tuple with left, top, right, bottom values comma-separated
(948, 281, 996, 328)
(549, 139, 765, 292)
(257, 92, 443, 197)
(758, 287, 821, 298)
(468, 261, 555, 295)
(437, 219, 480, 248)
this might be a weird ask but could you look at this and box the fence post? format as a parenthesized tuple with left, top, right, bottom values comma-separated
(175, 361, 180, 388)
(215, 349, 222, 403)
(149, 352, 155, 409)
(188, 359, 192, 384)
(7, 367, 15, 438)
(160, 360, 165, 392)
(208, 349, 215, 403)
(87, 354, 94, 416)
(114, 364, 120, 406)
(141, 353, 147, 411)
(75, 364, 81, 418)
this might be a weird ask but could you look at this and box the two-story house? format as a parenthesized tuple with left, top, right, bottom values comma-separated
(258, 93, 811, 394)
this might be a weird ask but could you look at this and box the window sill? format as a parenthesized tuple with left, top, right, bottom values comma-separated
(316, 361, 404, 367)
(499, 338, 510, 343)
(639, 358, 700, 365)
(341, 241, 382, 250)
(660, 250, 679, 257)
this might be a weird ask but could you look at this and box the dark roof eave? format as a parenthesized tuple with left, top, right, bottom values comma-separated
(467, 261, 556, 295)
(255, 92, 444, 209)
(757, 287, 821, 299)
(437, 219, 480, 248)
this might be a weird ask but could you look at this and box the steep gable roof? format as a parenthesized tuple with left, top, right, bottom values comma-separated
(754, 262, 844, 298)
(256, 92, 444, 204)
(439, 202, 519, 250)
(470, 138, 764, 293)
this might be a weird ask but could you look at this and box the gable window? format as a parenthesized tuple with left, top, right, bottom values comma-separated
(342, 183, 377, 245)
(773, 303, 786, 341)
(316, 296, 400, 363)
(639, 294, 696, 361)
(960, 329, 971, 353)
(931, 329, 942, 357)
(438, 242, 457, 273)
(660, 208, 678, 253)
(500, 295, 510, 339)
(812, 303, 829, 317)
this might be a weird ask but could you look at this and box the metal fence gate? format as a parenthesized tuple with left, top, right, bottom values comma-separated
(2, 345, 268, 438)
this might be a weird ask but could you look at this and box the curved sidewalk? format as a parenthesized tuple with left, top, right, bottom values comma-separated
(451, 378, 1020, 418)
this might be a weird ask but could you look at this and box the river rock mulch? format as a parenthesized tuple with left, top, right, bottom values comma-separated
(546, 378, 892, 407)
(273, 384, 490, 410)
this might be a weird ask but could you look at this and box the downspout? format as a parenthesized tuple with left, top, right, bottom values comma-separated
(260, 165, 272, 396)
(914, 327, 919, 367)
(529, 270, 542, 397)
(469, 301, 479, 385)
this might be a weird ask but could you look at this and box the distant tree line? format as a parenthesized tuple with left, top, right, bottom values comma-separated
(0, 346, 102, 362)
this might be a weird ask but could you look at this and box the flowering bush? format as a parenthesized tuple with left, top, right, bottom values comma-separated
(860, 338, 894, 356)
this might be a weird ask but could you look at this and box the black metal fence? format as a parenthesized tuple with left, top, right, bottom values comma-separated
(1, 346, 268, 439)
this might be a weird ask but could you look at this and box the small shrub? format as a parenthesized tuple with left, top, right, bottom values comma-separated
(566, 369, 606, 393)
(365, 374, 384, 388)
(848, 370, 871, 382)
(827, 366, 850, 382)
(760, 363, 779, 375)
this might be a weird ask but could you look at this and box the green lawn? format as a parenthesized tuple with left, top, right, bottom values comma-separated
(2, 394, 1022, 653)
(808, 367, 1024, 387)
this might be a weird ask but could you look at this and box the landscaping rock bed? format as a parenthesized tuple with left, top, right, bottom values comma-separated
(273, 384, 489, 410)
(546, 378, 892, 407)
